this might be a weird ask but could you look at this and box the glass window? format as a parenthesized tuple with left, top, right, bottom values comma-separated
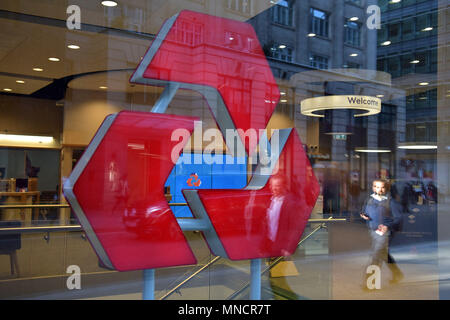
(346, 61, 361, 69)
(269, 44, 293, 62)
(402, 18, 415, 41)
(377, 58, 386, 72)
(401, 53, 415, 75)
(226, 0, 253, 16)
(0, 0, 446, 302)
(344, 21, 361, 47)
(388, 22, 401, 43)
(310, 8, 329, 37)
(387, 56, 401, 78)
(415, 51, 429, 73)
(416, 13, 431, 38)
(272, 0, 294, 26)
(310, 54, 329, 69)
(379, 0, 389, 12)
(377, 25, 388, 43)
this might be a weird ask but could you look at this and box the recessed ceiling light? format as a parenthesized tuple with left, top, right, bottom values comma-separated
(410, 60, 420, 64)
(67, 44, 80, 50)
(280, 91, 286, 95)
(33, 68, 44, 72)
(307, 33, 316, 37)
(381, 40, 391, 46)
(419, 82, 429, 86)
(99, 86, 108, 89)
(422, 27, 433, 32)
(349, 17, 359, 21)
(48, 57, 60, 62)
(0, 134, 53, 144)
(101, 1, 118, 7)
(350, 53, 358, 57)
(355, 148, 391, 153)
(278, 44, 286, 49)
(280, 99, 288, 103)
(3, 88, 12, 92)
(398, 143, 437, 150)
(16, 80, 25, 84)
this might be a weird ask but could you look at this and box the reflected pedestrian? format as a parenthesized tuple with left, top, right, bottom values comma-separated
(360, 179, 404, 290)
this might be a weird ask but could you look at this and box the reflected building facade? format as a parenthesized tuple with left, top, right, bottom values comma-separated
(248, 0, 406, 217)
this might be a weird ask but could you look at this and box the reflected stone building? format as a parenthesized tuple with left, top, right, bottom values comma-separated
(248, 0, 405, 215)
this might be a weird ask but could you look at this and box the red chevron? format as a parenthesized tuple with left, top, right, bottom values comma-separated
(195, 130, 319, 260)
(137, 10, 280, 153)
(71, 111, 197, 271)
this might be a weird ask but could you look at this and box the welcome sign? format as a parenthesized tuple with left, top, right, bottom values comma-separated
(300, 95, 381, 117)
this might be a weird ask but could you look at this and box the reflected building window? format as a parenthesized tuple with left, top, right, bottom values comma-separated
(226, 0, 253, 16)
(173, 19, 204, 47)
(310, 8, 329, 37)
(345, 62, 361, 69)
(344, 20, 361, 47)
(309, 54, 329, 69)
(345, 0, 362, 5)
(271, 0, 294, 26)
(269, 44, 293, 62)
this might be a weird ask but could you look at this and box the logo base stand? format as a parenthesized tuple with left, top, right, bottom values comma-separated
(143, 269, 155, 300)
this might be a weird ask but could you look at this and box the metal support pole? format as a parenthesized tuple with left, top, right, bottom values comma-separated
(151, 83, 180, 113)
(250, 258, 262, 300)
(143, 269, 155, 300)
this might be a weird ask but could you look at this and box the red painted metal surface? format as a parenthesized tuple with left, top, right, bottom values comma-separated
(196, 130, 320, 260)
(139, 10, 280, 153)
(72, 111, 197, 271)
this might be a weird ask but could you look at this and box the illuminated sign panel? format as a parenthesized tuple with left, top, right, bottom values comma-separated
(301, 95, 381, 117)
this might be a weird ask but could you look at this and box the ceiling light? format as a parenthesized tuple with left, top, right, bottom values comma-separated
(419, 82, 429, 86)
(67, 44, 80, 49)
(398, 143, 437, 150)
(48, 57, 60, 62)
(350, 53, 358, 57)
(390, 0, 401, 3)
(324, 132, 353, 136)
(422, 27, 433, 32)
(101, 1, 118, 7)
(381, 40, 391, 46)
(33, 68, 44, 72)
(280, 91, 286, 96)
(410, 60, 420, 64)
(355, 148, 391, 153)
(278, 44, 286, 49)
(99, 86, 108, 89)
(349, 17, 359, 21)
(307, 33, 316, 37)
(376, 94, 384, 98)
(0, 133, 53, 144)
(280, 99, 288, 103)
(16, 80, 25, 84)
(3, 88, 12, 92)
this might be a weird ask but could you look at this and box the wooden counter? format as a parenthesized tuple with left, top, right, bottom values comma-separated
(0, 191, 40, 225)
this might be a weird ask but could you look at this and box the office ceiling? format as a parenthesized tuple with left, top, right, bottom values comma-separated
(0, 0, 274, 97)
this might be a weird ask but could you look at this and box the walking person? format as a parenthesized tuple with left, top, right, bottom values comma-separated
(360, 179, 404, 290)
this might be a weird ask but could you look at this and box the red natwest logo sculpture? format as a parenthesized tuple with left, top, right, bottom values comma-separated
(63, 11, 319, 271)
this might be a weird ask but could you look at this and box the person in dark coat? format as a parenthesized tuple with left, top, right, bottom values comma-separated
(360, 179, 404, 289)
